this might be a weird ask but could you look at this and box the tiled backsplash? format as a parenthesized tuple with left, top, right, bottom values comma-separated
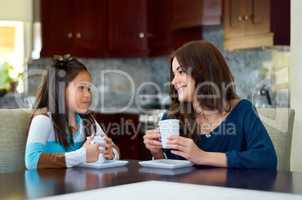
(23, 25, 289, 111)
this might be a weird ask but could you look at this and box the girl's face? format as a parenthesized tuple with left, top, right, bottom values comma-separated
(171, 57, 196, 102)
(66, 71, 92, 114)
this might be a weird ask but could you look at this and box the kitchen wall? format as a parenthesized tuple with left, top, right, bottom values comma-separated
(26, 25, 290, 112)
(202, 26, 290, 108)
(22, 0, 290, 111)
(0, 0, 32, 21)
(0, 0, 33, 62)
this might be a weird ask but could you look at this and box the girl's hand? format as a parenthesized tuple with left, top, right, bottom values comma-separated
(83, 137, 100, 163)
(101, 136, 114, 160)
(167, 136, 206, 164)
(143, 129, 163, 159)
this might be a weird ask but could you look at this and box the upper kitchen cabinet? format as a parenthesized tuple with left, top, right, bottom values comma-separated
(41, 0, 149, 57)
(41, 0, 107, 57)
(72, 0, 107, 57)
(147, 0, 172, 56)
(171, 0, 222, 29)
(271, 0, 290, 45)
(224, 0, 273, 50)
(170, 0, 222, 50)
(40, 0, 224, 57)
(40, 0, 74, 56)
(107, 0, 148, 57)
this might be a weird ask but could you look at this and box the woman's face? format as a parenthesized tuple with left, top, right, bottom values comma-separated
(171, 57, 196, 102)
(66, 71, 92, 114)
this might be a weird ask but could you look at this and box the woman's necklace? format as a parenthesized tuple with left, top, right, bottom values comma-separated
(196, 111, 227, 138)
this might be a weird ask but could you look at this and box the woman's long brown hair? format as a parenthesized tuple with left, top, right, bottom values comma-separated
(167, 40, 238, 142)
(27, 57, 97, 148)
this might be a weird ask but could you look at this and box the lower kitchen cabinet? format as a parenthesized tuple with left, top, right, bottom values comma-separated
(93, 112, 152, 160)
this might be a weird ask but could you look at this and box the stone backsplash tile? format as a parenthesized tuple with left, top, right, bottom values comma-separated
(23, 25, 289, 111)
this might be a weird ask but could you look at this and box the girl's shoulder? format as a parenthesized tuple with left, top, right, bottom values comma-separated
(31, 108, 52, 125)
(33, 107, 49, 117)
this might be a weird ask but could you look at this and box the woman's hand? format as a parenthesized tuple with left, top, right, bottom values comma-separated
(167, 136, 206, 164)
(83, 137, 100, 163)
(101, 136, 114, 160)
(143, 129, 163, 159)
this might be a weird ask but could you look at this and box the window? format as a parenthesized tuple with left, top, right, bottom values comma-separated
(0, 20, 24, 93)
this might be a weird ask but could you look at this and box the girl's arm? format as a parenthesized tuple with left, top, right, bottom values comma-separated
(25, 115, 86, 169)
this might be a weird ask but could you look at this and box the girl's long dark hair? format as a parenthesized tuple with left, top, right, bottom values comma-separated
(168, 40, 238, 142)
(28, 56, 96, 148)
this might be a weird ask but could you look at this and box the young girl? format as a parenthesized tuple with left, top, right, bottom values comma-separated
(25, 55, 120, 169)
(144, 41, 277, 169)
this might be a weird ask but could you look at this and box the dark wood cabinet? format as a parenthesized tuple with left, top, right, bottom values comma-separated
(41, 0, 150, 58)
(271, 0, 290, 45)
(41, 0, 74, 56)
(72, 0, 107, 57)
(147, 0, 172, 56)
(171, 0, 222, 29)
(41, 0, 107, 57)
(170, 0, 222, 50)
(108, 0, 149, 57)
(40, 0, 222, 57)
(148, 0, 222, 54)
(93, 112, 151, 160)
(224, 0, 273, 50)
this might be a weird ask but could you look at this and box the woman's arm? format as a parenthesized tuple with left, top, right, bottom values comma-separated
(225, 108, 277, 169)
(168, 105, 277, 169)
(199, 152, 227, 167)
(167, 136, 227, 167)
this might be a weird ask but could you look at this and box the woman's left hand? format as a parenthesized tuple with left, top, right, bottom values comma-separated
(167, 136, 206, 165)
(102, 136, 114, 160)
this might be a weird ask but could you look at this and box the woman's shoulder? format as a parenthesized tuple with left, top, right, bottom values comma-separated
(232, 99, 255, 113)
(227, 99, 258, 122)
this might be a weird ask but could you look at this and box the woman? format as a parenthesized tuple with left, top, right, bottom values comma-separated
(143, 41, 277, 169)
(25, 55, 119, 169)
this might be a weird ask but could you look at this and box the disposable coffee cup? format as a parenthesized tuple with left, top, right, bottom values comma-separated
(159, 119, 180, 149)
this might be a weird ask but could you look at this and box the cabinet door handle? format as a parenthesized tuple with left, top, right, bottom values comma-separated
(67, 33, 73, 38)
(138, 32, 145, 39)
(76, 33, 82, 39)
(238, 16, 243, 22)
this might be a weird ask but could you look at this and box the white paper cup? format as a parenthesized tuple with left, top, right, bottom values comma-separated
(159, 119, 180, 149)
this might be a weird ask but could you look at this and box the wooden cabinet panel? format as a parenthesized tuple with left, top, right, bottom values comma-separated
(41, 0, 107, 57)
(202, 0, 223, 25)
(245, 0, 271, 35)
(147, 0, 172, 56)
(73, 0, 107, 57)
(172, 0, 222, 29)
(270, 0, 290, 45)
(224, 0, 273, 50)
(94, 113, 151, 160)
(41, 0, 221, 57)
(224, 0, 245, 38)
(107, 0, 148, 57)
(41, 0, 74, 56)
